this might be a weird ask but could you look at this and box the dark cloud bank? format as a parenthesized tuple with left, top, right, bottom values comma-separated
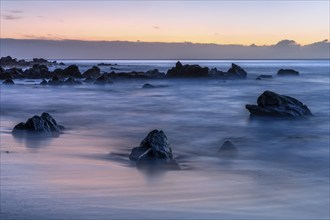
(0, 38, 329, 59)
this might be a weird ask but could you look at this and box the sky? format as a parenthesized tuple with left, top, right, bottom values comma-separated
(0, 0, 329, 46)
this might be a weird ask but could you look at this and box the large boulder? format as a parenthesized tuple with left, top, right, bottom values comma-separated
(129, 130, 177, 166)
(277, 69, 299, 76)
(226, 63, 247, 78)
(167, 61, 209, 77)
(12, 112, 64, 136)
(82, 66, 101, 78)
(13, 112, 64, 135)
(245, 91, 312, 118)
(0, 56, 17, 66)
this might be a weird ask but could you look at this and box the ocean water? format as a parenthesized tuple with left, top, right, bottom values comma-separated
(1, 60, 329, 219)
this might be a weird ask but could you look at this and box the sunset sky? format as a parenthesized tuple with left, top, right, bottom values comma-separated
(1, 0, 329, 45)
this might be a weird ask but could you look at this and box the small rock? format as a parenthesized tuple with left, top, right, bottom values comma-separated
(142, 83, 156, 88)
(277, 69, 299, 76)
(3, 78, 15, 84)
(226, 63, 247, 78)
(129, 130, 177, 167)
(40, 79, 48, 85)
(256, 75, 272, 80)
(219, 140, 238, 157)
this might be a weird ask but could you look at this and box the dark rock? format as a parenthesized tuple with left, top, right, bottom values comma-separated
(167, 61, 209, 77)
(40, 79, 48, 85)
(256, 75, 272, 80)
(145, 69, 165, 78)
(3, 78, 15, 84)
(48, 75, 63, 85)
(245, 90, 312, 118)
(23, 64, 50, 79)
(98, 63, 113, 66)
(129, 130, 177, 166)
(219, 140, 238, 157)
(142, 83, 156, 88)
(94, 74, 113, 84)
(59, 62, 65, 66)
(84, 76, 94, 82)
(32, 58, 49, 64)
(277, 69, 299, 76)
(0, 56, 17, 66)
(12, 112, 64, 135)
(1, 68, 23, 79)
(209, 68, 226, 77)
(61, 65, 82, 78)
(226, 63, 247, 78)
(82, 66, 101, 78)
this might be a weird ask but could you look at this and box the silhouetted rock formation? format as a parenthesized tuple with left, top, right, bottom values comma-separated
(2, 78, 15, 84)
(40, 79, 48, 85)
(245, 90, 312, 118)
(63, 77, 82, 85)
(12, 112, 64, 136)
(48, 75, 63, 85)
(82, 66, 101, 78)
(61, 65, 82, 78)
(0, 56, 57, 67)
(145, 69, 165, 78)
(226, 63, 247, 78)
(24, 64, 50, 79)
(0, 68, 24, 80)
(167, 61, 209, 77)
(219, 140, 238, 157)
(277, 69, 299, 76)
(129, 130, 178, 167)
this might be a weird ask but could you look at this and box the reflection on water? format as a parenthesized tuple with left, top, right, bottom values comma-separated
(0, 60, 329, 219)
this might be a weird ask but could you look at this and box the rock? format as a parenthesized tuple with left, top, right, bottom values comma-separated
(48, 75, 63, 85)
(219, 140, 238, 157)
(256, 75, 272, 80)
(94, 74, 113, 84)
(277, 69, 299, 76)
(59, 62, 65, 66)
(209, 68, 225, 77)
(84, 76, 94, 82)
(142, 83, 156, 88)
(226, 63, 247, 78)
(0, 56, 17, 66)
(3, 78, 15, 84)
(61, 65, 82, 78)
(98, 63, 114, 66)
(40, 79, 48, 85)
(167, 61, 209, 77)
(32, 58, 49, 64)
(23, 64, 50, 79)
(245, 90, 312, 118)
(12, 112, 64, 135)
(129, 130, 176, 166)
(82, 66, 101, 78)
(145, 69, 165, 78)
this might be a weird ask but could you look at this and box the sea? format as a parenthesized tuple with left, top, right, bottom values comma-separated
(1, 60, 329, 219)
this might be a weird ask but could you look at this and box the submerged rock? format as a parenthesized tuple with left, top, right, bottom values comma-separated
(82, 66, 101, 78)
(245, 90, 312, 118)
(40, 79, 48, 85)
(129, 130, 178, 167)
(219, 140, 238, 157)
(60, 65, 82, 78)
(63, 77, 82, 85)
(256, 74, 272, 80)
(142, 83, 156, 88)
(12, 112, 64, 136)
(94, 74, 113, 84)
(167, 61, 209, 77)
(277, 69, 299, 76)
(2, 78, 15, 84)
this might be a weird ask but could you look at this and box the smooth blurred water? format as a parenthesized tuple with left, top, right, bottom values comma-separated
(1, 60, 329, 219)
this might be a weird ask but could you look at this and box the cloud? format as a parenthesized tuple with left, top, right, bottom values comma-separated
(153, 26, 160, 30)
(5, 10, 23, 14)
(2, 15, 22, 20)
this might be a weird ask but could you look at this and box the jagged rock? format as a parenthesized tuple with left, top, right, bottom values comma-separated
(209, 68, 226, 77)
(32, 58, 49, 64)
(94, 74, 113, 84)
(245, 90, 312, 118)
(167, 61, 209, 77)
(256, 75, 272, 80)
(0, 68, 23, 79)
(226, 63, 247, 78)
(129, 130, 177, 166)
(12, 112, 64, 136)
(277, 69, 299, 76)
(2, 78, 15, 84)
(219, 140, 238, 157)
(0, 56, 17, 66)
(82, 66, 101, 78)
